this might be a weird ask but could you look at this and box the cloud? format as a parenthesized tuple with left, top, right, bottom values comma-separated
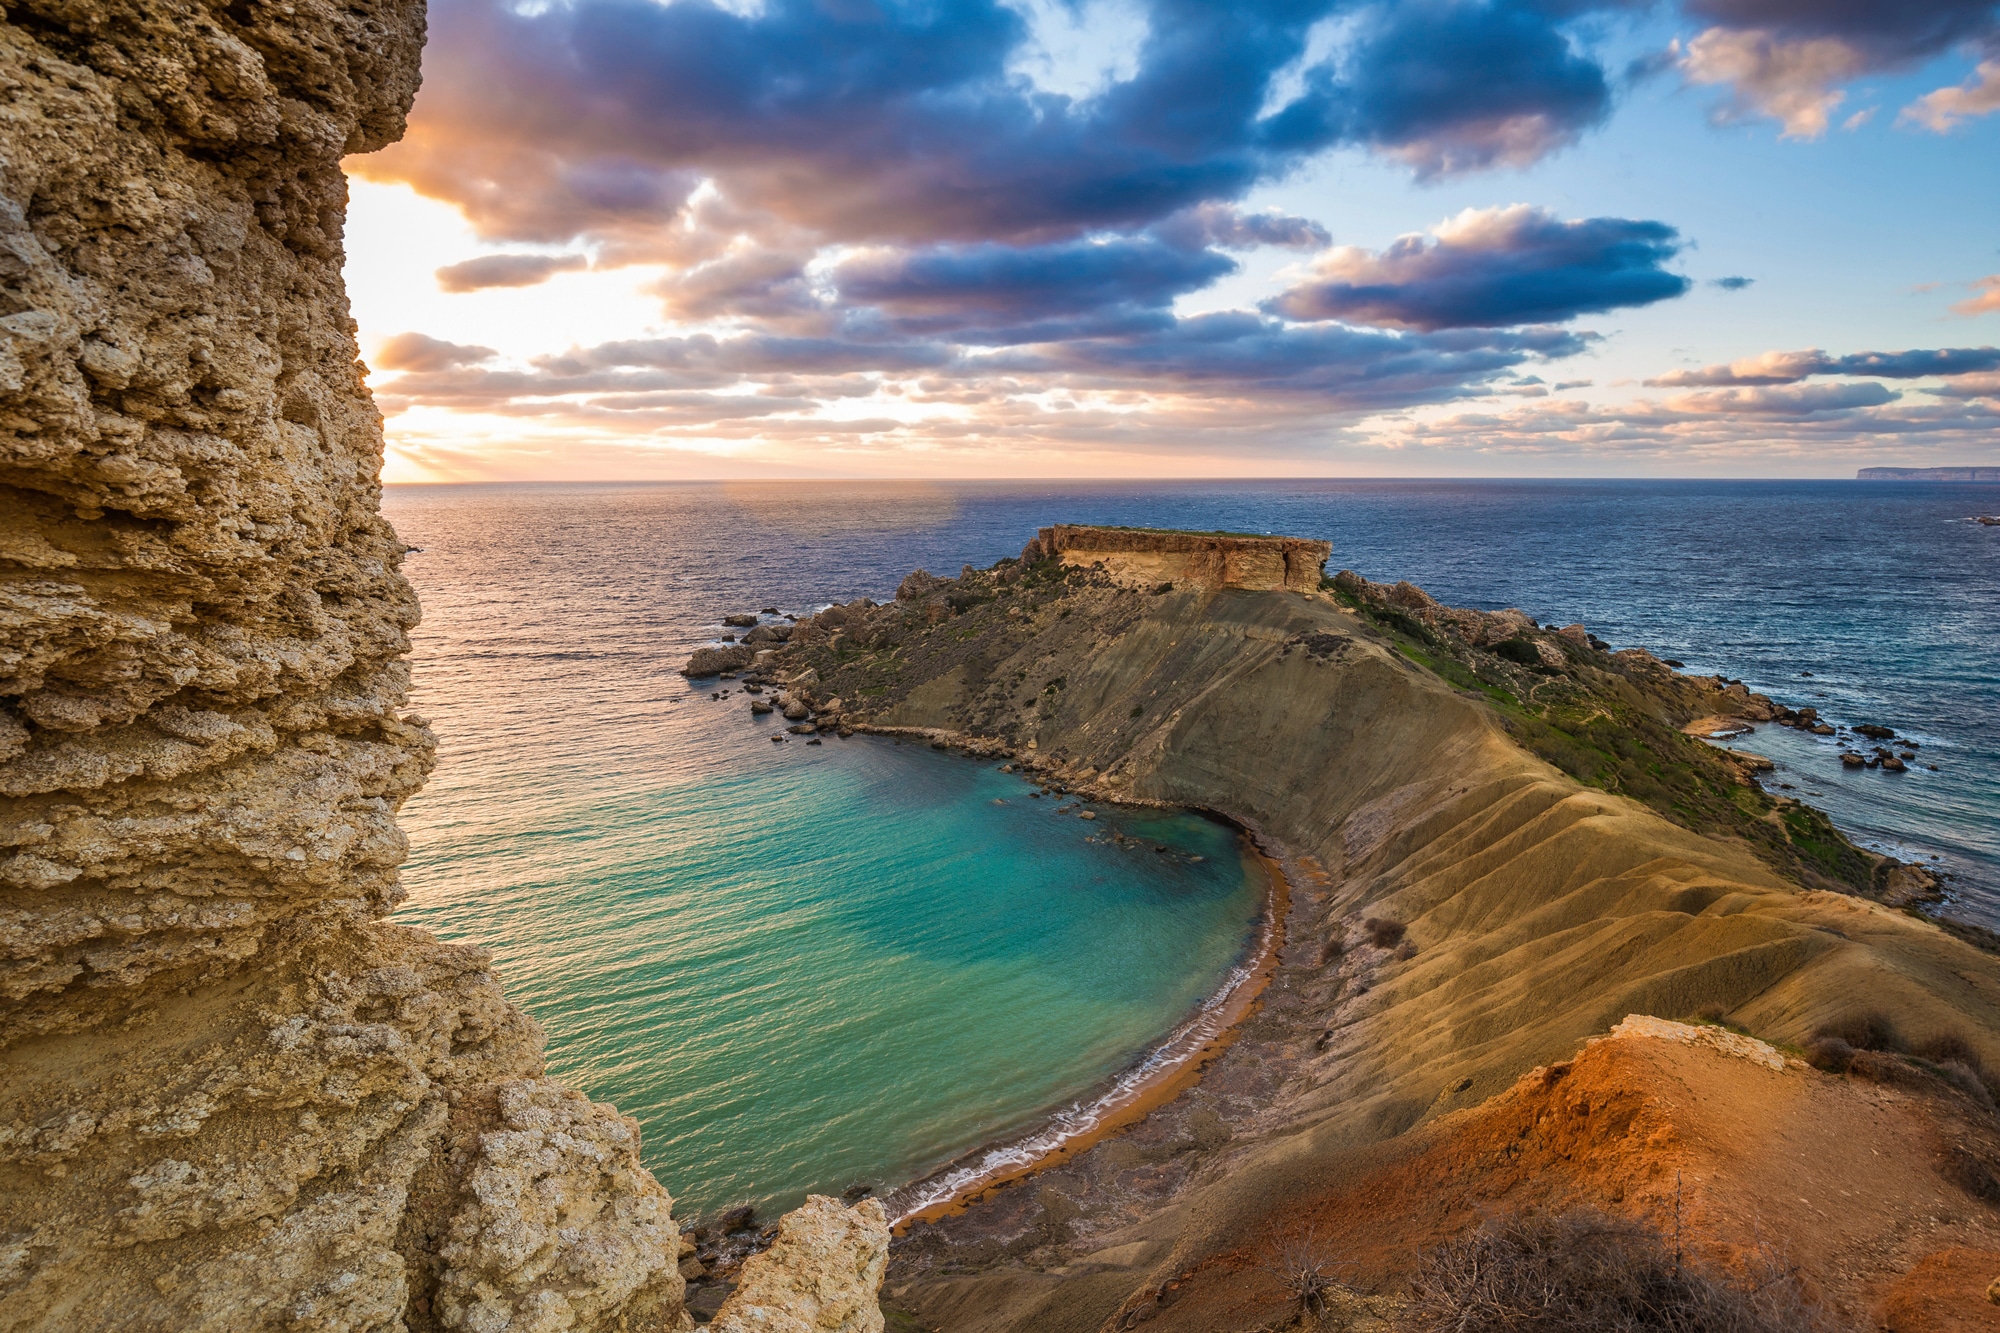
(1679, 28, 1869, 136)
(1149, 203, 1330, 251)
(352, 0, 1637, 257)
(1710, 275, 1754, 290)
(1675, 0, 2000, 137)
(1660, 381, 1898, 414)
(1358, 385, 2000, 467)
(1904, 58, 2000, 129)
(371, 332, 499, 372)
(830, 236, 1235, 338)
(1269, 205, 1690, 331)
(1954, 274, 2000, 316)
(1648, 344, 2000, 385)
(435, 253, 590, 292)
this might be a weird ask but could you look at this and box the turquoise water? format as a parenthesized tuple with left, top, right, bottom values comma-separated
(384, 477, 1999, 1216)
(384, 484, 1262, 1217)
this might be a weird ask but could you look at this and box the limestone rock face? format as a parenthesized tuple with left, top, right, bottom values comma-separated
(0, 4, 889, 1329)
(0, 3, 703, 1330)
(710, 1197, 890, 1333)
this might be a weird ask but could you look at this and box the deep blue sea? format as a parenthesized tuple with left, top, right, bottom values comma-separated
(382, 478, 2000, 1216)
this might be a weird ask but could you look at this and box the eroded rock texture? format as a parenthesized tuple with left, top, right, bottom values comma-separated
(0, 2, 699, 1329)
(710, 1197, 889, 1333)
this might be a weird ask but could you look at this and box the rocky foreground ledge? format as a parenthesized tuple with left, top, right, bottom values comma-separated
(703, 535, 2000, 1333)
(0, 4, 886, 1330)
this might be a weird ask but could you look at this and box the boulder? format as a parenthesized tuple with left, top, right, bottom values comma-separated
(1841, 753, 1865, 768)
(1387, 580, 1436, 610)
(783, 701, 811, 721)
(750, 701, 774, 715)
(1854, 723, 1896, 740)
(684, 645, 756, 678)
(897, 569, 943, 601)
(723, 613, 758, 628)
(710, 1196, 889, 1333)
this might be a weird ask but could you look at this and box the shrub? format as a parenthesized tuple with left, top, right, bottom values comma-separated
(1495, 637, 1543, 666)
(1405, 1210, 1844, 1333)
(1260, 1228, 1349, 1317)
(1914, 1031, 1982, 1068)
(1813, 1012, 1902, 1053)
(1365, 918, 1407, 949)
(1803, 1036, 1855, 1073)
(1319, 937, 1346, 966)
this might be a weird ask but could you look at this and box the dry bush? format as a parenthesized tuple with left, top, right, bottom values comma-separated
(1261, 1228, 1351, 1317)
(1404, 1210, 1846, 1333)
(1365, 918, 1407, 949)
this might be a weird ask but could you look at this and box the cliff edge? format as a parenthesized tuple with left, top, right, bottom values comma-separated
(0, 3, 885, 1330)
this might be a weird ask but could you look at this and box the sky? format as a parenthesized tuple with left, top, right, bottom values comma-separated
(342, 0, 2000, 481)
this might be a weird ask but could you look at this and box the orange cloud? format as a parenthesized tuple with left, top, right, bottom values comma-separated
(1954, 275, 2000, 317)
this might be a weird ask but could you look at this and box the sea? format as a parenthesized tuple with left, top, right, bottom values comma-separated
(382, 478, 2000, 1218)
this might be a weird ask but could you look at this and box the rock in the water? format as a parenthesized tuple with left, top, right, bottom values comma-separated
(724, 613, 759, 627)
(751, 701, 775, 715)
(1842, 753, 1866, 767)
(783, 701, 812, 721)
(709, 1196, 890, 1333)
(686, 645, 757, 677)
(1854, 723, 1895, 740)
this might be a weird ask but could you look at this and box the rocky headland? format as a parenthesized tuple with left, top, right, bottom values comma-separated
(711, 535, 2000, 1333)
(0, 2, 885, 1330)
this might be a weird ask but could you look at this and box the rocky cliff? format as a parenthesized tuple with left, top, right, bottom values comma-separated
(0, 3, 886, 1329)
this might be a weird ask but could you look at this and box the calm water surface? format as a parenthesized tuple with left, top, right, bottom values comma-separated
(383, 479, 2000, 1214)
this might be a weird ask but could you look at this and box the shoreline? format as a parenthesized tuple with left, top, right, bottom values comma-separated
(878, 812, 1290, 1232)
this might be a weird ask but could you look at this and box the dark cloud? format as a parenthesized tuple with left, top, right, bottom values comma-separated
(435, 253, 590, 292)
(1270, 206, 1689, 331)
(831, 237, 1234, 339)
(979, 313, 1590, 407)
(1710, 275, 1754, 290)
(1684, 0, 1998, 61)
(354, 0, 1635, 252)
(1648, 345, 2000, 385)
(1270, 0, 1618, 178)
(371, 333, 498, 372)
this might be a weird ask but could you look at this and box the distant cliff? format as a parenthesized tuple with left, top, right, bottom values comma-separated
(1857, 466, 2000, 480)
(0, 3, 884, 1330)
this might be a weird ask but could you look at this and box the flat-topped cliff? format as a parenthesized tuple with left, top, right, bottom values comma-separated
(1020, 524, 1331, 592)
(0, 3, 884, 1330)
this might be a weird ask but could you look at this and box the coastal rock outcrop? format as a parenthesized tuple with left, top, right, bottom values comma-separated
(0, 3, 881, 1330)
